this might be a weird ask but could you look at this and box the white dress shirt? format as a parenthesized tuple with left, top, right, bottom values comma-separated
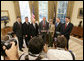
(33, 23, 36, 29)
(43, 48, 73, 60)
(66, 22, 69, 26)
(1, 56, 4, 60)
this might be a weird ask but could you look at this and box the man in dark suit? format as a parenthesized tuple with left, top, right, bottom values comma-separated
(39, 17, 49, 43)
(54, 18, 62, 38)
(60, 16, 73, 49)
(30, 18, 38, 38)
(13, 16, 24, 51)
(23, 17, 30, 48)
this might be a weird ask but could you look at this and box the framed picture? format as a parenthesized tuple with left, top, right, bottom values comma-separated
(77, 8, 83, 19)
(1, 10, 10, 22)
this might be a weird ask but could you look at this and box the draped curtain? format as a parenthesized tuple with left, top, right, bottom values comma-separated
(66, 1, 74, 21)
(13, 1, 21, 19)
(29, 1, 39, 22)
(48, 1, 57, 20)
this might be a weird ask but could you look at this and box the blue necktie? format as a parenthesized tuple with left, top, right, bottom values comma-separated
(56, 23, 58, 27)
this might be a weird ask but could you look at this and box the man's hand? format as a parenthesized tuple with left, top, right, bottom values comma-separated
(41, 30, 47, 32)
(5, 42, 18, 60)
(61, 35, 64, 37)
(43, 44, 48, 53)
(25, 35, 28, 37)
(3, 46, 6, 50)
(31, 36, 32, 38)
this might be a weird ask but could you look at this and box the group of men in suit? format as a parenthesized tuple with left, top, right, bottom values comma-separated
(13, 16, 73, 51)
(54, 17, 73, 49)
(13, 16, 39, 51)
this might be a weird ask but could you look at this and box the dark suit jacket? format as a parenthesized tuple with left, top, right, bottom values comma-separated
(22, 22, 30, 38)
(54, 22, 62, 37)
(60, 22, 73, 40)
(39, 20, 49, 33)
(13, 21, 23, 37)
(29, 23, 38, 37)
(53, 17, 56, 24)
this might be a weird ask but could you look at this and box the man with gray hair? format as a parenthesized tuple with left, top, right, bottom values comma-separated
(39, 17, 49, 43)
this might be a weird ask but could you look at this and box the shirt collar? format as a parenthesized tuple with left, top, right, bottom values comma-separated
(56, 47, 65, 50)
(56, 22, 60, 24)
(29, 52, 39, 57)
(17, 21, 20, 24)
(43, 20, 46, 23)
(28, 52, 40, 60)
(66, 22, 69, 25)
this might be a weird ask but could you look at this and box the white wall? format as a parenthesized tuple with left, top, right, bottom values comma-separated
(1, 1, 16, 28)
(71, 1, 83, 27)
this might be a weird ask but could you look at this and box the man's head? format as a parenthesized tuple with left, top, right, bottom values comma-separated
(25, 17, 28, 22)
(65, 16, 70, 23)
(56, 18, 60, 23)
(55, 35, 67, 49)
(43, 17, 46, 21)
(28, 36, 44, 54)
(17, 16, 21, 22)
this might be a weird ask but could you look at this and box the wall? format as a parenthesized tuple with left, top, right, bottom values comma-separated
(1, 1, 16, 28)
(1, 1, 83, 28)
(71, 1, 83, 27)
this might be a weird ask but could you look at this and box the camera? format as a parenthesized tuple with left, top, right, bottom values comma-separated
(1, 38, 17, 56)
(1, 31, 17, 56)
(7, 31, 15, 38)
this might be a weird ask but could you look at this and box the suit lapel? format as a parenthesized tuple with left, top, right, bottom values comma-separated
(17, 22, 21, 29)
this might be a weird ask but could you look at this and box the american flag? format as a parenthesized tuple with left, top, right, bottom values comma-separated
(32, 6, 35, 19)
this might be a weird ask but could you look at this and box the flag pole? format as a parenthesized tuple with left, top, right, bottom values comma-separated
(53, 1, 56, 24)
(54, 1, 56, 19)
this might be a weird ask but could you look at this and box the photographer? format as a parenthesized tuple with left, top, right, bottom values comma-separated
(3, 42, 19, 60)
(19, 36, 45, 60)
(1, 35, 46, 60)
(43, 35, 75, 60)
(1, 32, 19, 60)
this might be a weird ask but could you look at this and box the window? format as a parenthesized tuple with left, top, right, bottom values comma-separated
(19, 1, 31, 23)
(39, 1, 48, 22)
(57, 1, 68, 23)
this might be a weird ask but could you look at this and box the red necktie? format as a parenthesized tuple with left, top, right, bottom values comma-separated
(65, 23, 67, 29)
(43, 21, 45, 27)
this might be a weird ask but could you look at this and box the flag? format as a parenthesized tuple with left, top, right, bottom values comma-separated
(32, 5, 35, 19)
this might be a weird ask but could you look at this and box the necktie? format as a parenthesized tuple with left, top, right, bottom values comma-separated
(65, 23, 67, 29)
(19, 22, 21, 29)
(43, 21, 45, 27)
(56, 23, 58, 27)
